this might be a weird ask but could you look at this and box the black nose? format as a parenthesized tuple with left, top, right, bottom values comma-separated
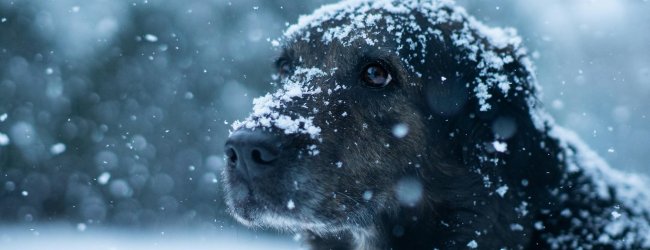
(225, 130, 281, 181)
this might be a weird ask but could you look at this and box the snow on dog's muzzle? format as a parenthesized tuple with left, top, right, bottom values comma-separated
(230, 67, 329, 147)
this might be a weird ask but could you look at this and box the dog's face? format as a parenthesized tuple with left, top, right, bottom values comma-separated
(223, 1, 534, 234)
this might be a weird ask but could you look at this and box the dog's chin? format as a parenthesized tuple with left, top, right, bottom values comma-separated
(225, 187, 337, 234)
(223, 170, 347, 234)
(228, 200, 335, 234)
(257, 211, 334, 233)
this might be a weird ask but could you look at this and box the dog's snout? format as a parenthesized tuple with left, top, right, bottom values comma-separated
(225, 130, 281, 181)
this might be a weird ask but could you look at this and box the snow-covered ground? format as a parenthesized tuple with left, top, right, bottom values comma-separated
(0, 224, 302, 250)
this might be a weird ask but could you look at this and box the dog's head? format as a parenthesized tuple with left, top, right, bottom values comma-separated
(223, 0, 552, 234)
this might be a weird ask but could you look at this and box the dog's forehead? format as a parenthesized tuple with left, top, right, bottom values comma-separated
(277, 0, 537, 112)
(279, 3, 433, 78)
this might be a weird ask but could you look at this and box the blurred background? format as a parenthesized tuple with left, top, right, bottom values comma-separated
(0, 0, 648, 249)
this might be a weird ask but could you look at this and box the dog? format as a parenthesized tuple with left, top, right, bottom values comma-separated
(223, 0, 650, 249)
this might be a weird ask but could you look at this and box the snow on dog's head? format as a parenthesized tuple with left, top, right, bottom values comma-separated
(223, 0, 544, 234)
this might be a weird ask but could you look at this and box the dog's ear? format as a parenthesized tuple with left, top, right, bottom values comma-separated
(421, 31, 472, 118)
(449, 47, 563, 206)
(414, 16, 563, 205)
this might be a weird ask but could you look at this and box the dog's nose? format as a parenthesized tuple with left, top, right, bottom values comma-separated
(225, 130, 281, 181)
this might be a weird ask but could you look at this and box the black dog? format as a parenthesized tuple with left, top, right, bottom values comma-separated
(223, 0, 650, 249)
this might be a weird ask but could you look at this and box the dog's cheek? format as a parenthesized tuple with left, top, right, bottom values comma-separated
(283, 158, 334, 212)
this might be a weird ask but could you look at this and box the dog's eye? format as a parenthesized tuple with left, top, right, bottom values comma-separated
(361, 63, 392, 88)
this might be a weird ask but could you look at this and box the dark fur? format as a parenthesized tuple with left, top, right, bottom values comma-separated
(224, 3, 650, 250)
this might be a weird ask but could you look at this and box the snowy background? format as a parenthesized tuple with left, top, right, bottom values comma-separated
(0, 0, 648, 249)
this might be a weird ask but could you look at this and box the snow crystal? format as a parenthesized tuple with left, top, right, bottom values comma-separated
(362, 190, 373, 201)
(495, 185, 508, 197)
(510, 223, 524, 231)
(395, 177, 423, 206)
(109, 179, 133, 198)
(0, 113, 7, 122)
(515, 201, 529, 216)
(10, 122, 36, 146)
(144, 34, 158, 42)
(21, 191, 28, 196)
(611, 211, 622, 219)
(287, 199, 295, 210)
(0, 132, 9, 146)
(97, 172, 111, 185)
(50, 143, 66, 155)
(76, 223, 87, 232)
(1, 18, 6, 23)
(560, 208, 572, 217)
(467, 240, 478, 248)
(307, 144, 320, 156)
(335, 161, 343, 168)
(492, 140, 507, 153)
(392, 123, 409, 138)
